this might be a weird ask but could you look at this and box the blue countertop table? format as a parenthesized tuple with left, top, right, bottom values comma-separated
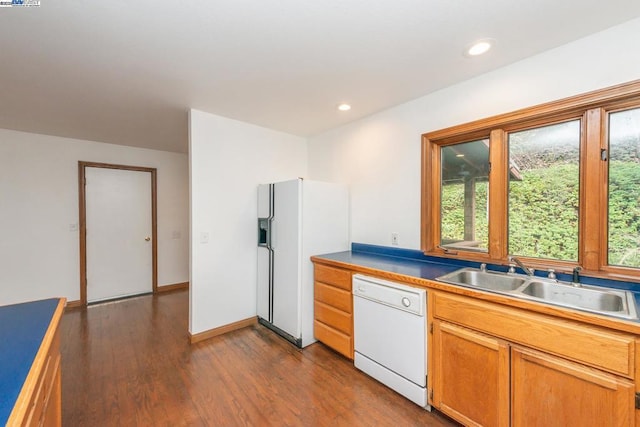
(0, 298, 65, 425)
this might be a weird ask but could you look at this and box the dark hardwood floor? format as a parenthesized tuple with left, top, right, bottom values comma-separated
(61, 290, 458, 426)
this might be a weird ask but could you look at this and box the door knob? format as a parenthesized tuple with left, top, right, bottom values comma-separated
(145, 237, 151, 241)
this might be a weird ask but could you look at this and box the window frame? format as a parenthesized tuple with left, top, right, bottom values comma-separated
(421, 79, 640, 282)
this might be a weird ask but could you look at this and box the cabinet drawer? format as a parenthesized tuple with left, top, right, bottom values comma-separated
(315, 264, 351, 291)
(23, 357, 48, 427)
(315, 301, 352, 335)
(42, 353, 60, 408)
(314, 320, 352, 359)
(315, 282, 352, 313)
(433, 291, 635, 378)
(23, 356, 52, 426)
(42, 331, 60, 403)
(23, 330, 60, 427)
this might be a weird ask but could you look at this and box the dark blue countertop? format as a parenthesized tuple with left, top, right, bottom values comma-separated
(314, 243, 640, 322)
(317, 243, 640, 292)
(0, 298, 61, 425)
(316, 250, 462, 281)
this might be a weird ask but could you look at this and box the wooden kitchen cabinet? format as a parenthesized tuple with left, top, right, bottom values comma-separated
(313, 263, 354, 359)
(3, 298, 65, 427)
(432, 320, 509, 427)
(22, 328, 62, 427)
(511, 346, 634, 427)
(429, 290, 638, 426)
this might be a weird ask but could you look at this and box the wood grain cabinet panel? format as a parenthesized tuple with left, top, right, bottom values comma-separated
(314, 302, 351, 335)
(313, 263, 354, 359)
(432, 320, 510, 427)
(42, 355, 62, 426)
(313, 320, 351, 359)
(20, 329, 62, 427)
(512, 346, 634, 427)
(315, 282, 351, 313)
(433, 291, 635, 378)
(314, 264, 351, 291)
(430, 290, 637, 426)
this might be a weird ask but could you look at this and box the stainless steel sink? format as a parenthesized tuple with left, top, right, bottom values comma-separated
(435, 267, 638, 320)
(437, 268, 526, 292)
(520, 281, 637, 318)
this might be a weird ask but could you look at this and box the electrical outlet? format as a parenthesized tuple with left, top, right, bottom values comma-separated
(391, 232, 399, 246)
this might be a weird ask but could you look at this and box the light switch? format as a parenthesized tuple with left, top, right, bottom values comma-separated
(69, 223, 79, 232)
(200, 232, 209, 244)
(172, 230, 181, 239)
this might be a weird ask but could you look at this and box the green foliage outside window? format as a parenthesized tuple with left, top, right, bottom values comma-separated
(441, 181, 488, 246)
(508, 163, 579, 261)
(608, 161, 640, 267)
(441, 158, 640, 266)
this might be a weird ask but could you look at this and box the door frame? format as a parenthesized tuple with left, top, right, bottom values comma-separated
(78, 161, 158, 306)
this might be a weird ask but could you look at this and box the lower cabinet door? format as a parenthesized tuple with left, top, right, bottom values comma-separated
(432, 320, 510, 427)
(511, 346, 635, 427)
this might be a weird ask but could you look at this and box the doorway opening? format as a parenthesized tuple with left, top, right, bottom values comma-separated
(78, 161, 158, 306)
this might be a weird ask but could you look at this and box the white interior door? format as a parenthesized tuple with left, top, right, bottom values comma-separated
(85, 167, 153, 302)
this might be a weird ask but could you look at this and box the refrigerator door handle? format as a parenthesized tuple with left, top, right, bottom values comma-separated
(269, 220, 275, 249)
(268, 183, 274, 248)
(267, 220, 271, 248)
(268, 244, 274, 322)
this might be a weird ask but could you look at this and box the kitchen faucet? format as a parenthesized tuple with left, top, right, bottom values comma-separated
(508, 256, 535, 276)
(572, 266, 582, 287)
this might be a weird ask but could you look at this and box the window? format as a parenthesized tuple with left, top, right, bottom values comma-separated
(440, 139, 489, 252)
(608, 107, 640, 268)
(422, 79, 640, 281)
(508, 121, 580, 261)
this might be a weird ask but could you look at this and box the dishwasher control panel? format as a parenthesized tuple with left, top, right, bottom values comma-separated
(352, 274, 425, 316)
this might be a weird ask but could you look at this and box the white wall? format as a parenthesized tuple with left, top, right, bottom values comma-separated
(189, 109, 307, 334)
(308, 17, 640, 250)
(0, 129, 189, 305)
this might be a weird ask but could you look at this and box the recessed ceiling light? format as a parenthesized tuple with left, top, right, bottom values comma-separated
(466, 39, 494, 57)
(337, 103, 351, 111)
(456, 154, 465, 158)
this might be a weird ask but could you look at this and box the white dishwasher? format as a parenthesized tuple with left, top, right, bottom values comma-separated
(352, 274, 429, 409)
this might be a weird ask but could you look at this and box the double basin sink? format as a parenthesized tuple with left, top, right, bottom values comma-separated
(436, 267, 638, 320)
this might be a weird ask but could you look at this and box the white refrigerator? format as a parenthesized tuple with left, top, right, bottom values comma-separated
(257, 178, 349, 347)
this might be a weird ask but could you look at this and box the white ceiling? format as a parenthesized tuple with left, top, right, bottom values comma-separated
(1, 1, 640, 153)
